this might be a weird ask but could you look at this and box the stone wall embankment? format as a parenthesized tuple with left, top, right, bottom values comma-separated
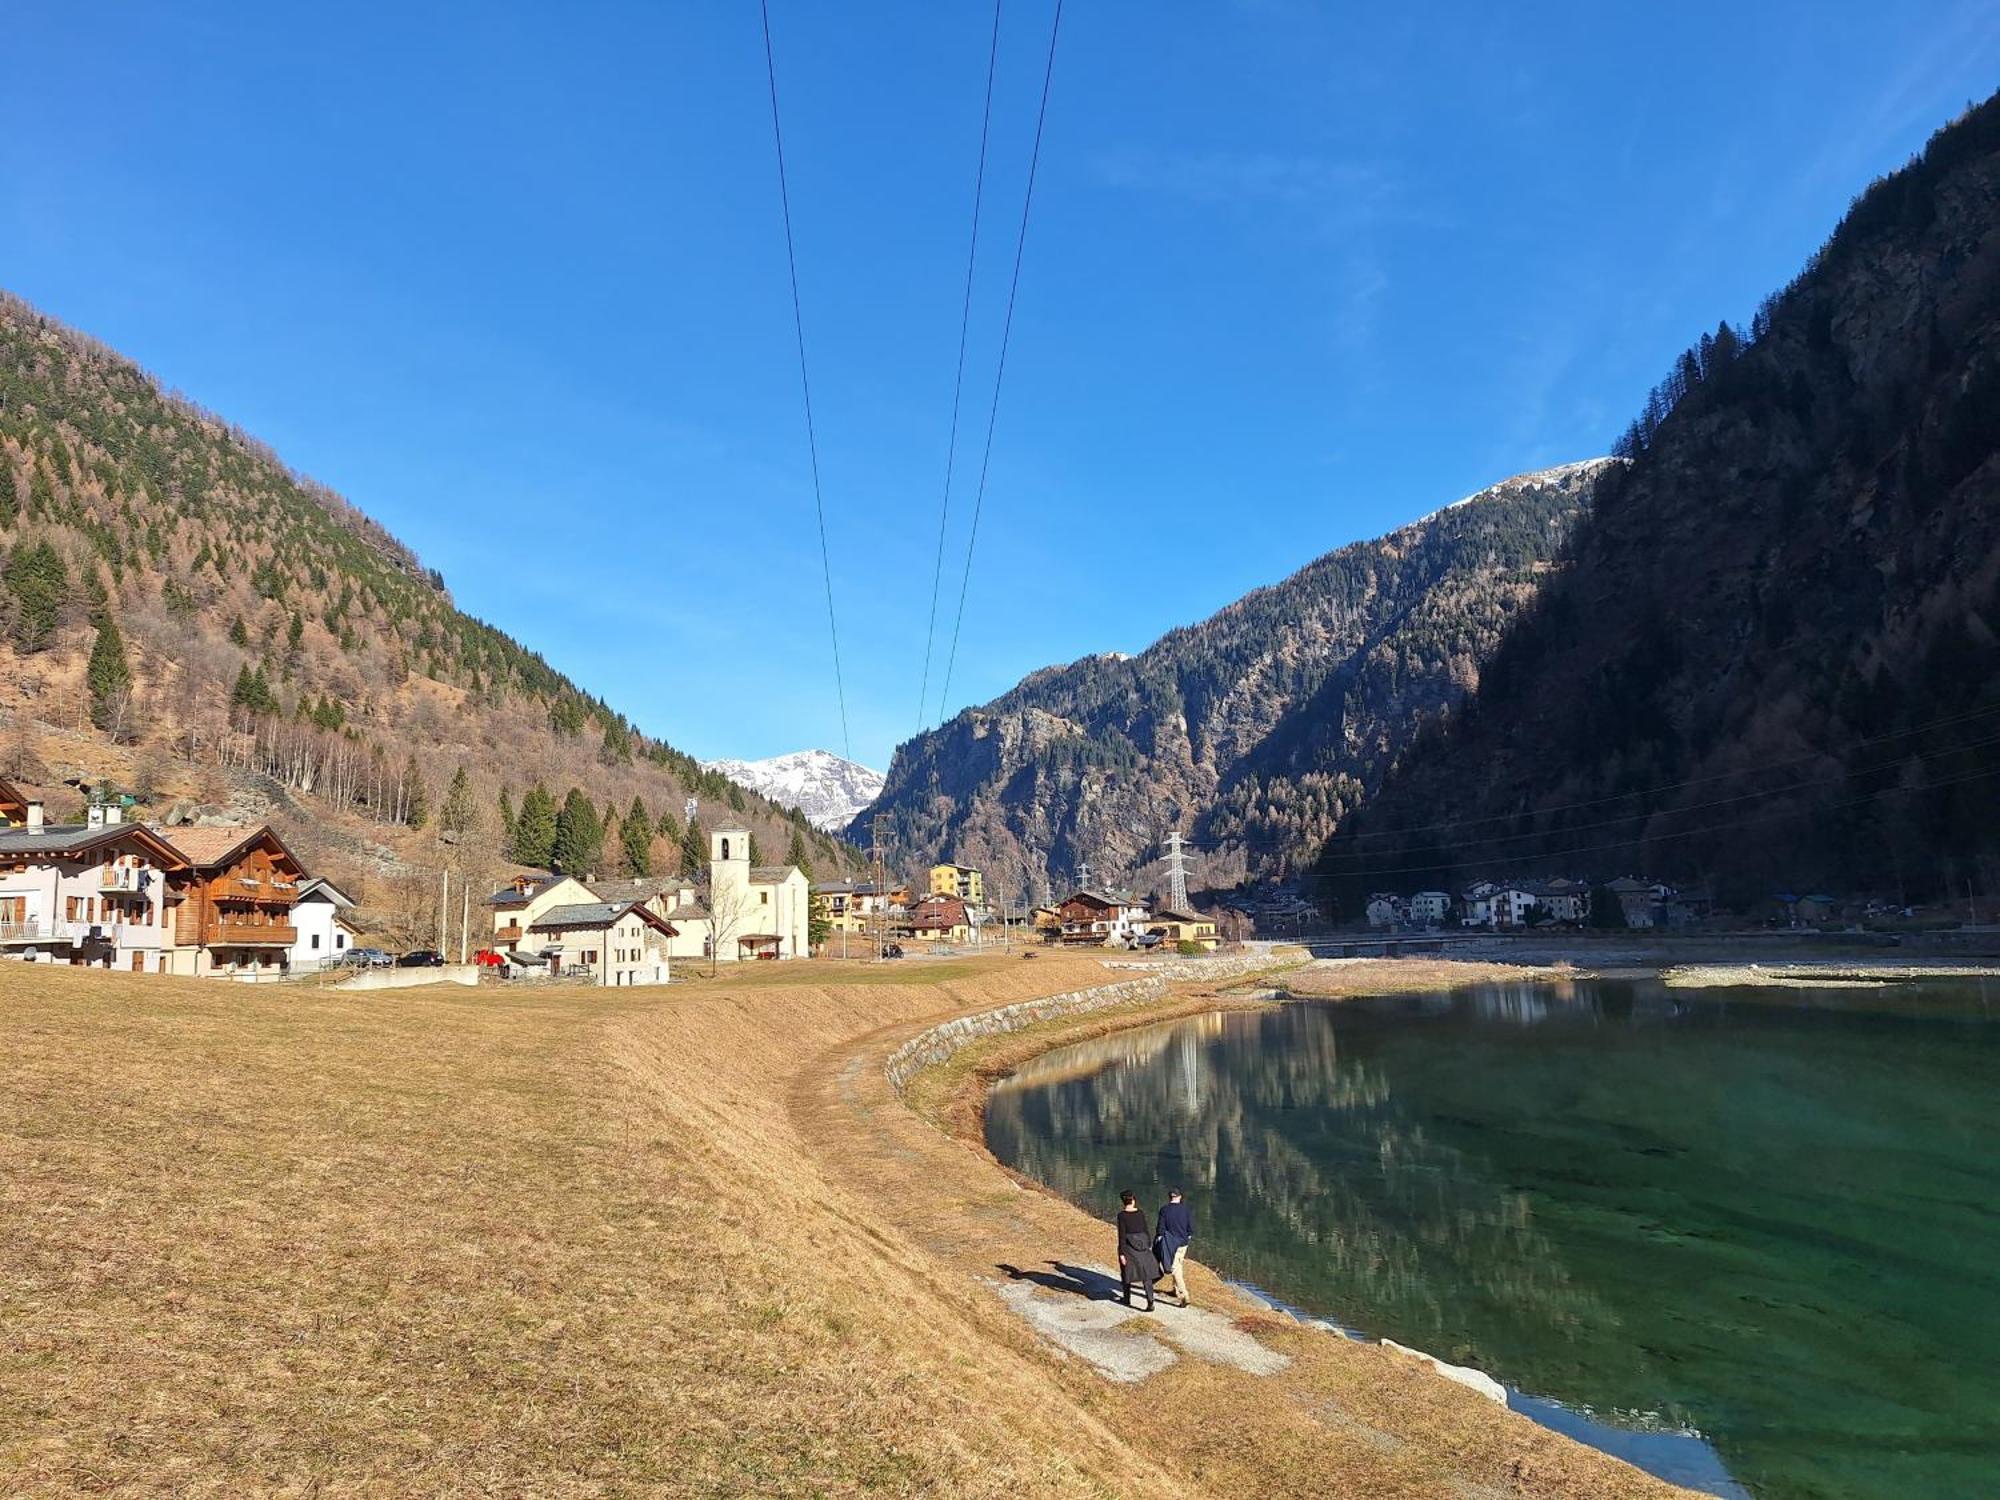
(884, 951, 1280, 1093)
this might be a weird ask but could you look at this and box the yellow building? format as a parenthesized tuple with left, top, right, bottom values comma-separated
(928, 862, 984, 907)
(1148, 909, 1222, 952)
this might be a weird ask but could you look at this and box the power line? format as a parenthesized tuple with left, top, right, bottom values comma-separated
(936, 0, 1065, 726)
(1306, 725, 2000, 865)
(915, 0, 1004, 739)
(759, 0, 852, 760)
(1188, 698, 2000, 855)
(1285, 760, 2000, 884)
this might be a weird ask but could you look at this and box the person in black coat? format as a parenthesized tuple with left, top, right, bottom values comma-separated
(1155, 1188, 1196, 1308)
(1115, 1189, 1162, 1310)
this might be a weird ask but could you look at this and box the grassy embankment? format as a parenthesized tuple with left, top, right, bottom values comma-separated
(1, 953, 1681, 1497)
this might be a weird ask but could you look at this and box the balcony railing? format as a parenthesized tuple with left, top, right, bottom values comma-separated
(0, 919, 163, 947)
(494, 924, 524, 944)
(214, 876, 297, 903)
(207, 919, 298, 947)
(101, 866, 153, 892)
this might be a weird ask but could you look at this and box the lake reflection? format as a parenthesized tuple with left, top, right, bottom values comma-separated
(984, 980, 2000, 1500)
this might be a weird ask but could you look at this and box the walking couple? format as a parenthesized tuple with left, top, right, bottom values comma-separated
(1114, 1188, 1195, 1311)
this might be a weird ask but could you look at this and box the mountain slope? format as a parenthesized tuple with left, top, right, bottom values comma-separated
(1319, 92, 2000, 908)
(860, 460, 1615, 901)
(0, 291, 857, 901)
(706, 750, 884, 833)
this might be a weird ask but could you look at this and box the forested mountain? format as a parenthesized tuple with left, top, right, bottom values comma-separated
(858, 460, 1614, 902)
(0, 291, 856, 921)
(1318, 92, 2000, 910)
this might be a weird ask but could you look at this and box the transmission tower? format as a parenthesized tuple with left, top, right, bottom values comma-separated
(1165, 830, 1190, 913)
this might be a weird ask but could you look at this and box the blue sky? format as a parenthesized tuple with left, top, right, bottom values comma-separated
(3, 3, 1995, 772)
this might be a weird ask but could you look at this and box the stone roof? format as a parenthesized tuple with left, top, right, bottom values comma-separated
(150, 823, 266, 866)
(585, 875, 692, 904)
(750, 864, 802, 883)
(529, 900, 678, 933)
(0, 823, 144, 857)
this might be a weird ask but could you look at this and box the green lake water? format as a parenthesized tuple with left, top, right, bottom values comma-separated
(982, 978, 2000, 1500)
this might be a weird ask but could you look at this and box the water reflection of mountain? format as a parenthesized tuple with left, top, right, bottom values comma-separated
(986, 997, 1653, 1393)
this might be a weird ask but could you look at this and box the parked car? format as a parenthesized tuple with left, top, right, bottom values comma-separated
(345, 946, 393, 968)
(397, 949, 447, 968)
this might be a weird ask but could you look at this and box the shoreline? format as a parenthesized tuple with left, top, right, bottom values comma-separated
(882, 953, 1710, 1497)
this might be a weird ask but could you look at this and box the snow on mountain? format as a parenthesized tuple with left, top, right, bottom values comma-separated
(703, 750, 885, 834)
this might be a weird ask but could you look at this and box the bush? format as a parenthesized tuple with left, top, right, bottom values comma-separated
(1175, 939, 1204, 957)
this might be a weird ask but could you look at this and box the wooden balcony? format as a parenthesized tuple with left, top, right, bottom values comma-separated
(206, 918, 297, 947)
(494, 924, 525, 944)
(213, 876, 299, 903)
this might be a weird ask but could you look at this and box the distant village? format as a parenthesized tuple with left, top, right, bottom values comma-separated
(1362, 878, 1911, 932)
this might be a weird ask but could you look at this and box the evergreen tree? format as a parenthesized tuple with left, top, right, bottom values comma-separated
(498, 786, 516, 844)
(227, 614, 249, 647)
(401, 755, 430, 830)
(656, 808, 681, 841)
(552, 787, 603, 876)
(598, 716, 633, 765)
(513, 781, 557, 868)
(746, 832, 763, 867)
(439, 765, 477, 837)
(3, 539, 68, 652)
(786, 825, 812, 878)
(808, 893, 832, 954)
(27, 463, 54, 520)
(86, 615, 133, 731)
(0, 461, 17, 529)
(680, 816, 707, 878)
(1589, 884, 1627, 930)
(621, 795, 653, 876)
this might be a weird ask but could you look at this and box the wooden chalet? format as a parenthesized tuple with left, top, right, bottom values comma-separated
(152, 824, 307, 975)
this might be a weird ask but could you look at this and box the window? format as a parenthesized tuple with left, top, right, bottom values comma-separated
(760, 891, 769, 905)
(720, 838, 730, 860)
(337, 934, 347, 949)
(311, 933, 321, 950)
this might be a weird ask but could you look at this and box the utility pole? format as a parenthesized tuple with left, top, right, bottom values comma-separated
(871, 815, 889, 960)
(459, 878, 471, 964)
(437, 869, 448, 955)
(1165, 830, 1190, 913)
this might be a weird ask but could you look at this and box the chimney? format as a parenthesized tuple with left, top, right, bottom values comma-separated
(87, 804, 105, 829)
(25, 800, 43, 832)
(104, 803, 121, 826)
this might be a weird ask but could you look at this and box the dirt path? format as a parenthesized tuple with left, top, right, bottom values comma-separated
(792, 957, 1692, 1500)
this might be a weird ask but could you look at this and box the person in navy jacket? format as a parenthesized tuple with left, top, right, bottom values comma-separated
(1155, 1189, 1195, 1308)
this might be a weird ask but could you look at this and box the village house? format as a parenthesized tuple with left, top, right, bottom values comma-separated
(812, 877, 910, 937)
(1365, 892, 1406, 929)
(1057, 888, 1152, 947)
(0, 786, 190, 972)
(521, 898, 678, 985)
(1408, 890, 1453, 926)
(1148, 908, 1221, 951)
(150, 822, 307, 977)
(287, 875, 360, 972)
(486, 872, 596, 950)
(929, 861, 984, 908)
(906, 892, 972, 945)
(1608, 876, 1675, 929)
(1534, 878, 1590, 926)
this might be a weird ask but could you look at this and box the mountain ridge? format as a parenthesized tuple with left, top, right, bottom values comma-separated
(1318, 91, 2000, 908)
(705, 749, 884, 834)
(857, 458, 1615, 901)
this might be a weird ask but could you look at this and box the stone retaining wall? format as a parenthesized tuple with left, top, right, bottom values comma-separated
(335, 964, 480, 992)
(884, 951, 1282, 1093)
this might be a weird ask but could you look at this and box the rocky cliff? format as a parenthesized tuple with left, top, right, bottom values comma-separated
(859, 461, 1614, 901)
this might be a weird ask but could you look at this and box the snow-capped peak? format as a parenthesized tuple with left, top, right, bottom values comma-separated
(702, 749, 885, 833)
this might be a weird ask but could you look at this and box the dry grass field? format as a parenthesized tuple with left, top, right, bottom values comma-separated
(1, 954, 1685, 1498)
